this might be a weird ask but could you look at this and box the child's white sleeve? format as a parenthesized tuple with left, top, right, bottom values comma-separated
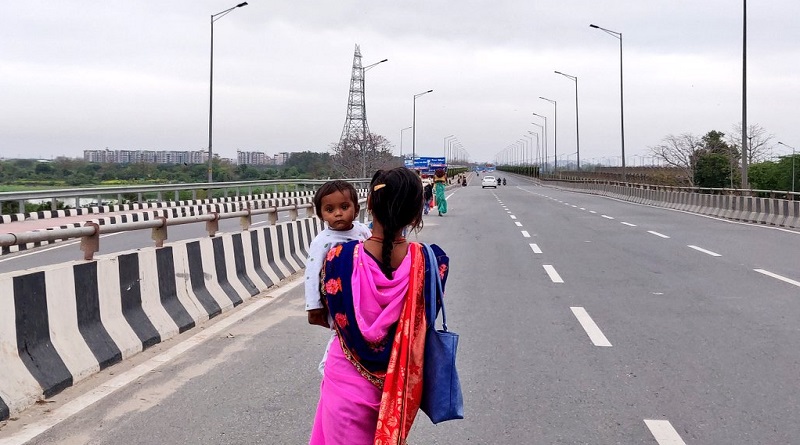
(304, 236, 328, 311)
(357, 221, 372, 239)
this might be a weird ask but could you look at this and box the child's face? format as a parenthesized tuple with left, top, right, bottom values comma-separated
(320, 190, 357, 231)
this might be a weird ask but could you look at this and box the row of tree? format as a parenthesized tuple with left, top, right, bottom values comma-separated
(650, 123, 798, 191)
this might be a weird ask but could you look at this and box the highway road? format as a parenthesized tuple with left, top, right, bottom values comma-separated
(2, 174, 800, 444)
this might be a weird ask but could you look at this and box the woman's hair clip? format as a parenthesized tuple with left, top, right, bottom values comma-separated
(373, 184, 386, 191)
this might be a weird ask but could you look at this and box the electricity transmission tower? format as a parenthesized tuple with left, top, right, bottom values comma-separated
(338, 44, 388, 178)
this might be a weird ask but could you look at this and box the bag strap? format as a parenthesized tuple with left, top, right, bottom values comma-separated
(423, 243, 448, 332)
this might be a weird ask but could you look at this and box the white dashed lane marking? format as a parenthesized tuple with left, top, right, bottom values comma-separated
(529, 243, 542, 254)
(589, 210, 597, 214)
(515, 222, 523, 227)
(601, 215, 614, 220)
(644, 419, 687, 445)
(754, 269, 800, 288)
(510, 215, 517, 219)
(687, 245, 721, 257)
(521, 230, 531, 238)
(570, 307, 612, 347)
(543, 265, 564, 283)
(621, 222, 637, 227)
(648, 230, 671, 239)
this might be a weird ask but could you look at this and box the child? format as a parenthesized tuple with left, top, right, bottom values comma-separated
(305, 180, 371, 371)
(423, 179, 434, 215)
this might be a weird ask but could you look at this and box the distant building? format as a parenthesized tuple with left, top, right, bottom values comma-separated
(83, 149, 208, 165)
(274, 152, 290, 165)
(237, 150, 274, 166)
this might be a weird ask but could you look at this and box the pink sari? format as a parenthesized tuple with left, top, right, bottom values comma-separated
(310, 242, 426, 445)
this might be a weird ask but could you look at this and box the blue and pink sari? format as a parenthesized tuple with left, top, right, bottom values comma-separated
(310, 240, 448, 445)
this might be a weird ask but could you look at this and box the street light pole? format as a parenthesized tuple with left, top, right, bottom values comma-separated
(532, 113, 548, 172)
(539, 97, 557, 173)
(444, 135, 456, 166)
(590, 24, 626, 181)
(778, 142, 797, 194)
(360, 58, 388, 178)
(741, 0, 749, 188)
(555, 71, 580, 171)
(399, 126, 412, 158)
(412, 89, 433, 168)
(208, 2, 248, 184)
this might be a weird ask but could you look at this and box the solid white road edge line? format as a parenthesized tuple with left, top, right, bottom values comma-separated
(570, 307, 611, 347)
(621, 222, 637, 227)
(0, 275, 305, 445)
(687, 245, 721, 257)
(529, 243, 542, 254)
(643, 419, 687, 445)
(521, 230, 531, 238)
(543, 265, 564, 283)
(648, 230, 671, 239)
(754, 269, 800, 288)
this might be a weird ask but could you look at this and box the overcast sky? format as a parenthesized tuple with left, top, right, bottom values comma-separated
(1, 1, 798, 165)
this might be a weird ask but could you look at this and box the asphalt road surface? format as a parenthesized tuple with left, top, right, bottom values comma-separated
(2, 174, 800, 444)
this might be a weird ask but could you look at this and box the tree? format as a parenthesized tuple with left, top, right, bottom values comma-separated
(726, 123, 774, 165)
(694, 152, 733, 188)
(649, 133, 701, 186)
(330, 132, 401, 178)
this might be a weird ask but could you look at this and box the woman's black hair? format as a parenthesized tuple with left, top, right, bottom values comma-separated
(369, 168, 424, 279)
(313, 180, 360, 219)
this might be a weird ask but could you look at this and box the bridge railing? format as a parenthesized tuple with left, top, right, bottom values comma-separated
(0, 178, 372, 215)
(0, 198, 369, 261)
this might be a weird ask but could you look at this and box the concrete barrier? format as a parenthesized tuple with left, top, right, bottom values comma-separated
(0, 216, 325, 421)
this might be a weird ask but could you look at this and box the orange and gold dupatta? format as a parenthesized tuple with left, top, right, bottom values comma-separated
(373, 243, 427, 445)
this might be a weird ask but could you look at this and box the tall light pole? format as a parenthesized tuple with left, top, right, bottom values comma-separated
(778, 142, 796, 194)
(444, 135, 456, 165)
(399, 126, 412, 159)
(741, 0, 749, 188)
(528, 119, 547, 168)
(360, 58, 388, 178)
(412, 89, 433, 167)
(539, 97, 557, 173)
(529, 127, 542, 168)
(447, 138, 458, 164)
(208, 2, 248, 184)
(555, 71, 580, 171)
(590, 24, 626, 181)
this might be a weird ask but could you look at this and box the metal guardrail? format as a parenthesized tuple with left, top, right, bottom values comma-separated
(536, 175, 799, 200)
(0, 198, 368, 261)
(0, 178, 373, 214)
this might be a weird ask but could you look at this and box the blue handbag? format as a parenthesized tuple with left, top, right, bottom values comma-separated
(420, 244, 464, 424)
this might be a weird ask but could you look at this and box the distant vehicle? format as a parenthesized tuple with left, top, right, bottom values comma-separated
(482, 175, 497, 188)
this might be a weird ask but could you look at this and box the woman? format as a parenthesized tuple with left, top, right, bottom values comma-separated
(309, 167, 449, 445)
(433, 169, 448, 216)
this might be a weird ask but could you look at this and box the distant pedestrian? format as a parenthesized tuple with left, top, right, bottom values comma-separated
(433, 169, 447, 216)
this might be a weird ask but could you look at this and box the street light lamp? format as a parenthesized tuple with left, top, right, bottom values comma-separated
(590, 24, 626, 182)
(360, 58, 388, 178)
(539, 97, 557, 173)
(778, 142, 797, 194)
(208, 2, 248, 184)
(412, 89, 434, 167)
(399, 126, 412, 158)
(554, 71, 581, 171)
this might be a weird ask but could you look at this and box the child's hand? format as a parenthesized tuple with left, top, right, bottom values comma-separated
(307, 308, 330, 328)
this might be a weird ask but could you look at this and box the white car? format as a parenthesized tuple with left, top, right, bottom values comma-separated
(481, 175, 497, 188)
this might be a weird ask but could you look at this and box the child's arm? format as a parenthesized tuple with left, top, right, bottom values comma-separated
(304, 236, 329, 313)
